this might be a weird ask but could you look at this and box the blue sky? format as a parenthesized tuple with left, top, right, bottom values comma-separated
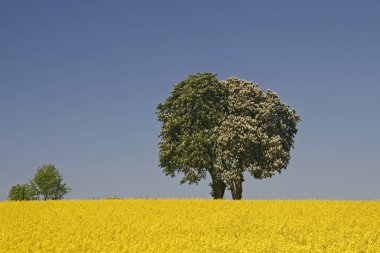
(1, 1, 379, 200)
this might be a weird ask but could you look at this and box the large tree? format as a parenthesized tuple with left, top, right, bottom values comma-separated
(157, 73, 300, 200)
(215, 77, 300, 199)
(157, 73, 228, 199)
(31, 164, 71, 200)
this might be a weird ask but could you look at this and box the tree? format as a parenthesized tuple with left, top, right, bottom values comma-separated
(31, 164, 71, 200)
(157, 73, 300, 200)
(8, 183, 38, 201)
(214, 77, 300, 199)
(157, 73, 228, 199)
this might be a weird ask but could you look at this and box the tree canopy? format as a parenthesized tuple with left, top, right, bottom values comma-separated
(157, 73, 300, 200)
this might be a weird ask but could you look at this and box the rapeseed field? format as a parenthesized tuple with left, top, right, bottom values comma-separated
(0, 199, 379, 252)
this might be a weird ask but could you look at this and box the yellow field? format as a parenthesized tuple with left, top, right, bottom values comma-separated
(0, 199, 379, 252)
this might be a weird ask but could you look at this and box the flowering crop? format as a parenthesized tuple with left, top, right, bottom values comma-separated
(0, 199, 379, 252)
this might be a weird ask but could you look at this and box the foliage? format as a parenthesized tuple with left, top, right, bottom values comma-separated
(0, 199, 379, 252)
(30, 164, 71, 200)
(157, 73, 300, 199)
(7, 183, 37, 201)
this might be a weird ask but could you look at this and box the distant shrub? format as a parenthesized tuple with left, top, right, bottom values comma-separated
(8, 183, 38, 201)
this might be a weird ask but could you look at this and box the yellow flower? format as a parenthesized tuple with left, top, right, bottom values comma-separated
(0, 199, 379, 252)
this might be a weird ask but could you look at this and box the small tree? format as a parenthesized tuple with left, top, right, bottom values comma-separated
(8, 183, 37, 201)
(31, 164, 71, 200)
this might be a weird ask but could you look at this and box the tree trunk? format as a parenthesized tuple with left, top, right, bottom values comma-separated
(210, 179, 226, 199)
(230, 180, 243, 200)
(209, 170, 226, 199)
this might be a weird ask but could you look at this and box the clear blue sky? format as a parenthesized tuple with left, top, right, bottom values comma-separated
(1, 1, 379, 200)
